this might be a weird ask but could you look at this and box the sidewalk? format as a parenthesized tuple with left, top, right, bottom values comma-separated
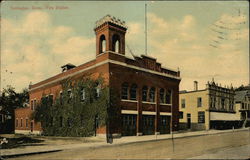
(1, 128, 249, 158)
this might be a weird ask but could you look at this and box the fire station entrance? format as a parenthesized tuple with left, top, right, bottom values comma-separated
(121, 114, 136, 136)
(142, 115, 155, 135)
(159, 116, 171, 134)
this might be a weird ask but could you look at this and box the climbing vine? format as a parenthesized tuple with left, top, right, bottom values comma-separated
(32, 76, 111, 137)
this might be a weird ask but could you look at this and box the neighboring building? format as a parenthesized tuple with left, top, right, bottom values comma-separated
(179, 80, 240, 131)
(235, 85, 250, 127)
(15, 15, 181, 136)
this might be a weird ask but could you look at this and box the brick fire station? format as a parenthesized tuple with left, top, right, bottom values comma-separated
(15, 15, 181, 137)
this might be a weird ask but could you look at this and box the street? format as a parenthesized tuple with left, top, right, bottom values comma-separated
(8, 130, 250, 159)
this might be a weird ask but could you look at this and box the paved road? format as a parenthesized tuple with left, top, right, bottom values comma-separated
(190, 144, 250, 159)
(8, 130, 250, 159)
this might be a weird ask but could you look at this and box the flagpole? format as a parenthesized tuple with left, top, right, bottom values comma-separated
(145, 2, 147, 55)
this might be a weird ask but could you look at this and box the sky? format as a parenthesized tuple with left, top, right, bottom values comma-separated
(1, 1, 249, 92)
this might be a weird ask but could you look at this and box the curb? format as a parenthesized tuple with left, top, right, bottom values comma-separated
(1, 149, 62, 159)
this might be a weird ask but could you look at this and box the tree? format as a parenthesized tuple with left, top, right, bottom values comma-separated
(0, 85, 29, 133)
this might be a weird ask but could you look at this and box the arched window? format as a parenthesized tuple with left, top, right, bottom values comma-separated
(160, 88, 164, 103)
(130, 84, 137, 100)
(149, 87, 155, 102)
(100, 35, 106, 54)
(112, 34, 120, 53)
(121, 83, 129, 100)
(95, 83, 101, 99)
(115, 40, 119, 52)
(142, 86, 148, 101)
(81, 88, 86, 101)
(165, 90, 172, 104)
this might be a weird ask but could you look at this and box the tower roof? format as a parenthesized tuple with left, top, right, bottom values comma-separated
(94, 15, 127, 30)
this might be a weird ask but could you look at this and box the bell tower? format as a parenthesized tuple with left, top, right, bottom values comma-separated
(94, 15, 127, 56)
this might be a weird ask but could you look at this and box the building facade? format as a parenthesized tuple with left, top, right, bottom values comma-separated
(235, 85, 250, 127)
(179, 81, 239, 131)
(15, 15, 181, 137)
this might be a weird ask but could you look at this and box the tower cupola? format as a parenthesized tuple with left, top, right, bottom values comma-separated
(94, 15, 127, 56)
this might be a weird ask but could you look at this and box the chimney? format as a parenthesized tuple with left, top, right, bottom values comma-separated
(61, 63, 76, 72)
(194, 81, 198, 91)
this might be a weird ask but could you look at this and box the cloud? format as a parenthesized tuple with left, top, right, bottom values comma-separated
(2, 10, 249, 92)
(127, 12, 249, 91)
(1, 11, 95, 91)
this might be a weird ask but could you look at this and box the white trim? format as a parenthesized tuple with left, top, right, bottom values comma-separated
(98, 51, 125, 57)
(96, 52, 105, 57)
(121, 99, 138, 103)
(121, 110, 138, 115)
(159, 103, 172, 106)
(30, 59, 180, 91)
(109, 60, 181, 80)
(160, 112, 172, 116)
(142, 111, 156, 115)
(141, 54, 156, 60)
(30, 59, 110, 91)
(107, 50, 125, 56)
(142, 101, 156, 105)
(161, 66, 179, 72)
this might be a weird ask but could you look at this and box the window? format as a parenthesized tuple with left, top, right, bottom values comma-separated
(221, 98, 225, 109)
(149, 87, 155, 102)
(68, 90, 72, 98)
(100, 35, 106, 53)
(122, 115, 136, 126)
(81, 88, 86, 101)
(102, 40, 106, 52)
(34, 100, 37, 110)
(121, 83, 129, 99)
(241, 103, 244, 109)
(161, 116, 168, 126)
(181, 99, 185, 108)
(179, 112, 183, 119)
(160, 89, 164, 103)
(96, 87, 101, 98)
(197, 97, 202, 107)
(213, 97, 216, 108)
(115, 40, 119, 53)
(209, 97, 213, 108)
(229, 100, 234, 111)
(31, 100, 34, 110)
(0, 114, 3, 123)
(130, 84, 137, 100)
(165, 90, 172, 104)
(20, 119, 23, 127)
(142, 86, 148, 101)
(112, 34, 120, 53)
(16, 119, 18, 127)
(67, 118, 72, 127)
(49, 95, 53, 106)
(68, 89, 72, 103)
(26, 118, 28, 128)
(60, 91, 63, 105)
(198, 111, 205, 123)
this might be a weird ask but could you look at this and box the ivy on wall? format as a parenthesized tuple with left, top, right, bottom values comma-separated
(32, 76, 111, 137)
